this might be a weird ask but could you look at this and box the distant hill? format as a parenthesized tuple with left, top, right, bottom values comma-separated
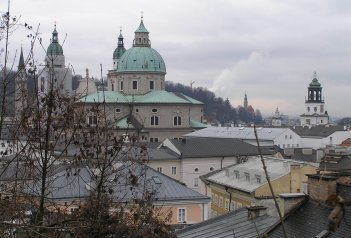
(165, 81, 263, 125)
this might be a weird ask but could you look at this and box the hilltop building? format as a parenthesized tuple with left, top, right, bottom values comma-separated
(300, 72, 329, 126)
(81, 17, 206, 142)
(38, 25, 73, 96)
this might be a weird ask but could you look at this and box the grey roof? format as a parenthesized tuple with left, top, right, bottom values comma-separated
(291, 125, 349, 138)
(110, 162, 210, 203)
(205, 157, 316, 193)
(166, 137, 274, 158)
(186, 126, 292, 141)
(24, 162, 209, 203)
(148, 147, 179, 160)
(176, 207, 278, 238)
(319, 157, 351, 172)
(269, 198, 351, 238)
(279, 148, 321, 163)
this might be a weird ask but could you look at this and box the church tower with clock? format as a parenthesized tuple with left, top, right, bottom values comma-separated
(300, 72, 329, 126)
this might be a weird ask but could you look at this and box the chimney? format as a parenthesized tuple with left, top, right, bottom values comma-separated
(307, 174, 337, 205)
(247, 206, 267, 220)
(316, 150, 324, 163)
(279, 193, 307, 217)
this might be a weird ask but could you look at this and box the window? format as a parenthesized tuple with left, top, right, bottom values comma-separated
(230, 201, 236, 210)
(256, 175, 261, 184)
(111, 83, 114, 91)
(151, 108, 158, 113)
(178, 208, 186, 223)
(314, 107, 317, 112)
(173, 116, 182, 126)
(194, 178, 199, 187)
(194, 168, 199, 172)
(120, 81, 123, 90)
(219, 197, 223, 208)
(150, 81, 154, 90)
(244, 172, 250, 181)
(151, 116, 159, 126)
(115, 108, 121, 113)
(234, 170, 239, 179)
(135, 108, 139, 112)
(210, 167, 214, 171)
(237, 202, 242, 208)
(88, 115, 97, 125)
(172, 167, 177, 175)
(290, 135, 292, 139)
(132, 80, 138, 90)
(156, 167, 162, 173)
(285, 135, 287, 139)
(225, 199, 229, 211)
(150, 138, 159, 143)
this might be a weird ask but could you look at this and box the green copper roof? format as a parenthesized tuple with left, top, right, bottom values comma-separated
(81, 90, 203, 105)
(130, 91, 201, 104)
(115, 117, 135, 129)
(116, 47, 166, 74)
(47, 27, 63, 56)
(309, 72, 321, 87)
(113, 47, 126, 59)
(80, 91, 129, 103)
(135, 19, 149, 33)
(190, 120, 207, 129)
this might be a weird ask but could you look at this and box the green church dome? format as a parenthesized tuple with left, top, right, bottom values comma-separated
(47, 27, 63, 56)
(116, 47, 166, 74)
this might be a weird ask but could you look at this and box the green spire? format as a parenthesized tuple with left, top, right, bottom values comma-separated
(309, 71, 321, 87)
(135, 14, 149, 33)
(18, 47, 25, 70)
(47, 23, 63, 56)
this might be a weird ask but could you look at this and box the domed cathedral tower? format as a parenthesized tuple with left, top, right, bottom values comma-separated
(300, 72, 329, 126)
(112, 28, 126, 70)
(39, 24, 72, 96)
(107, 16, 166, 95)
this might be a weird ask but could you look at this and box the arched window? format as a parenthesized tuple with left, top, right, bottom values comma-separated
(173, 116, 181, 126)
(151, 116, 159, 126)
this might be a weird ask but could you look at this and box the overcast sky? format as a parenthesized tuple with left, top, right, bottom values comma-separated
(4, 0, 351, 118)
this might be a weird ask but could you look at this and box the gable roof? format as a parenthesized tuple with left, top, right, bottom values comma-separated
(205, 157, 316, 193)
(165, 137, 273, 158)
(185, 126, 293, 141)
(81, 90, 203, 105)
(291, 125, 349, 138)
(24, 162, 209, 203)
(176, 207, 278, 238)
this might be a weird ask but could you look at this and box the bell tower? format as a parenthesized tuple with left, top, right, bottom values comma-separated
(300, 72, 329, 126)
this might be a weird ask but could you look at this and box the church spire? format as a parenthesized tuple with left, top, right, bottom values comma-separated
(18, 47, 25, 70)
(133, 13, 150, 47)
(244, 93, 248, 109)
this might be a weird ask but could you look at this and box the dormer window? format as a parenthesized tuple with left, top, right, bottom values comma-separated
(244, 172, 250, 181)
(234, 170, 239, 179)
(256, 175, 261, 184)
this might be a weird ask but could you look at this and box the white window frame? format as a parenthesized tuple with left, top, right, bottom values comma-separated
(178, 208, 186, 223)
(173, 116, 182, 126)
(156, 167, 162, 173)
(172, 166, 177, 175)
(151, 115, 159, 126)
(194, 178, 199, 187)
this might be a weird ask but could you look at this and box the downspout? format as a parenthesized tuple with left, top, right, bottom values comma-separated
(225, 186, 232, 212)
(221, 156, 224, 169)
